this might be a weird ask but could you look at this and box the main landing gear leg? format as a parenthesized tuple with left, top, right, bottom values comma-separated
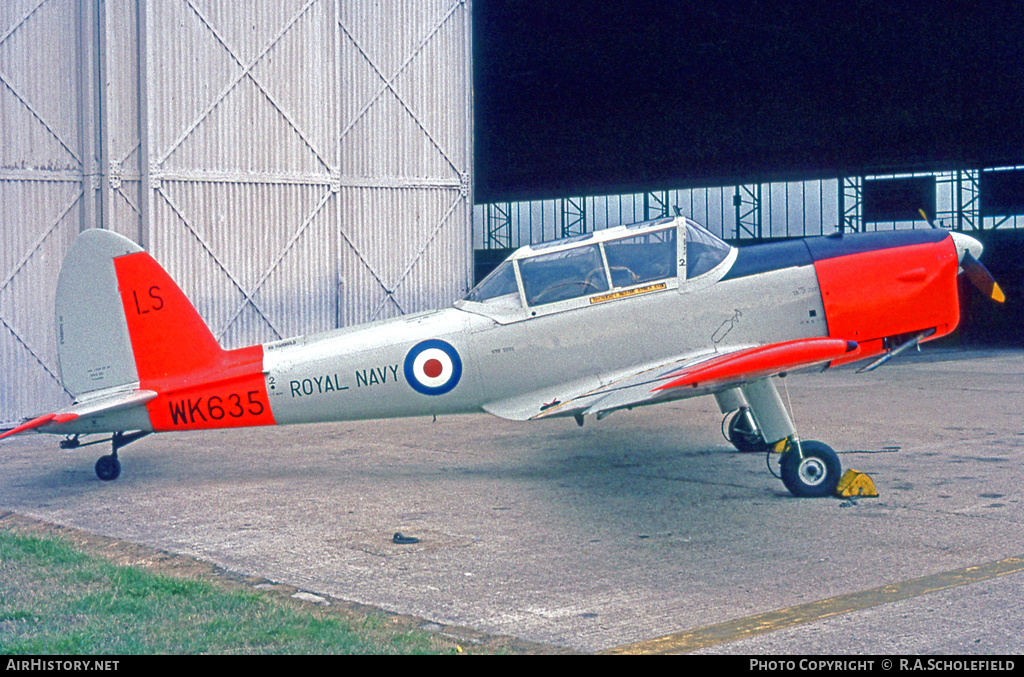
(738, 378, 842, 498)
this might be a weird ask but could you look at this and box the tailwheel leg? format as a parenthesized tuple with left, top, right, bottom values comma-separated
(778, 438, 842, 498)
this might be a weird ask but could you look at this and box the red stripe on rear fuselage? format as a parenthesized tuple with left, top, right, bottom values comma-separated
(813, 234, 960, 364)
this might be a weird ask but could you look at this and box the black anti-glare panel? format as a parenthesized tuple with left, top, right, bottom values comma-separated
(862, 177, 936, 223)
(980, 170, 1024, 217)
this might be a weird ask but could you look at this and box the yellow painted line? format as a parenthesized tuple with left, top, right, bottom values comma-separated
(604, 555, 1024, 655)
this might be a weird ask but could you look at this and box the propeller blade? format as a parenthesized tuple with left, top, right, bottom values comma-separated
(962, 251, 1006, 303)
(918, 208, 938, 228)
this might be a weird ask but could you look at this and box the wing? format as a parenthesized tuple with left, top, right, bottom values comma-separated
(482, 337, 860, 422)
(653, 338, 860, 391)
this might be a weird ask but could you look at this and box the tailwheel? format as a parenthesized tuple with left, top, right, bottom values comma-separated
(95, 454, 121, 482)
(780, 440, 841, 498)
(91, 431, 149, 481)
(726, 407, 769, 453)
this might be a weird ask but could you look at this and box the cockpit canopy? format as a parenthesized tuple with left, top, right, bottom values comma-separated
(464, 217, 731, 308)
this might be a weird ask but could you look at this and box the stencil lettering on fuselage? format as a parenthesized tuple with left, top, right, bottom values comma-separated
(355, 365, 400, 388)
(289, 374, 349, 397)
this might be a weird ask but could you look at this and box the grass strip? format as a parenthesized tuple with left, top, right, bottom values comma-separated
(0, 530, 453, 655)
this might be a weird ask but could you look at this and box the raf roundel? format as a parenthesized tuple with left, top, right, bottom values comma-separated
(404, 339, 463, 396)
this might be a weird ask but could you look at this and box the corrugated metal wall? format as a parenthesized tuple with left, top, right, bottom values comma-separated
(0, 0, 473, 423)
(1, 0, 85, 421)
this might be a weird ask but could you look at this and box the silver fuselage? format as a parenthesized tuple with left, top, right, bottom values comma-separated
(261, 257, 825, 425)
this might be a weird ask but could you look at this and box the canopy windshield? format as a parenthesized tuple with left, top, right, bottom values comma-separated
(685, 220, 731, 278)
(463, 259, 521, 307)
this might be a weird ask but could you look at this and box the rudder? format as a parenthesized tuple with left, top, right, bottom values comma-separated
(56, 229, 144, 397)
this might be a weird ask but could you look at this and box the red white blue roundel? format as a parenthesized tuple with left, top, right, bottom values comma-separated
(404, 339, 462, 396)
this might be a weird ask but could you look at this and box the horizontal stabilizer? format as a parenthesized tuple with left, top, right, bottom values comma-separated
(0, 389, 157, 440)
(70, 388, 158, 419)
(0, 412, 79, 440)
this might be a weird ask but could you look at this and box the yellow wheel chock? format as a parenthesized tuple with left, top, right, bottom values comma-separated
(835, 468, 878, 498)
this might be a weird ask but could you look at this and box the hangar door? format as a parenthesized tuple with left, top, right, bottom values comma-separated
(0, 0, 473, 423)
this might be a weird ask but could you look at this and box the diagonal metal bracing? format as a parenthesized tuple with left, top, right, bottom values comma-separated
(366, 190, 464, 322)
(0, 0, 46, 46)
(485, 203, 513, 249)
(218, 188, 334, 338)
(337, 226, 406, 316)
(0, 0, 85, 411)
(0, 72, 82, 168)
(339, 186, 467, 322)
(336, 0, 469, 321)
(155, 186, 286, 341)
(0, 187, 83, 397)
(0, 189, 82, 293)
(149, 0, 340, 343)
(149, 0, 471, 333)
(337, 0, 464, 176)
(0, 0, 81, 166)
(1, 315, 68, 395)
(156, 0, 328, 171)
(109, 142, 142, 218)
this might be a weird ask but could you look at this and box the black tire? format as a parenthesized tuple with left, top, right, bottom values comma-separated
(727, 408, 769, 453)
(780, 441, 841, 498)
(95, 455, 121, 481)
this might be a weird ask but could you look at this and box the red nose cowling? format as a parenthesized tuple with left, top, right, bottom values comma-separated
(813, 233, 960, 367)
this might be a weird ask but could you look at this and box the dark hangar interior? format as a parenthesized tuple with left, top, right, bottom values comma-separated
(472, 0, 1024, 345)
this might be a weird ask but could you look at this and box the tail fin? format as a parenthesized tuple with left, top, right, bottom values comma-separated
(57, 229, 224, 395)
(55, 229, 274, 432)
(110, 241, 226, 384)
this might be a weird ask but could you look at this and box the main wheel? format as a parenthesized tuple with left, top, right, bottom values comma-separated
(780, 441, 841, 498)
(727, 408, 768, 453)
(95, 454, 121, 481)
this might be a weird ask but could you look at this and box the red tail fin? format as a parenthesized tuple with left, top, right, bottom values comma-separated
(111, 250, 275, 431)
(113, 252, 224, 382)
